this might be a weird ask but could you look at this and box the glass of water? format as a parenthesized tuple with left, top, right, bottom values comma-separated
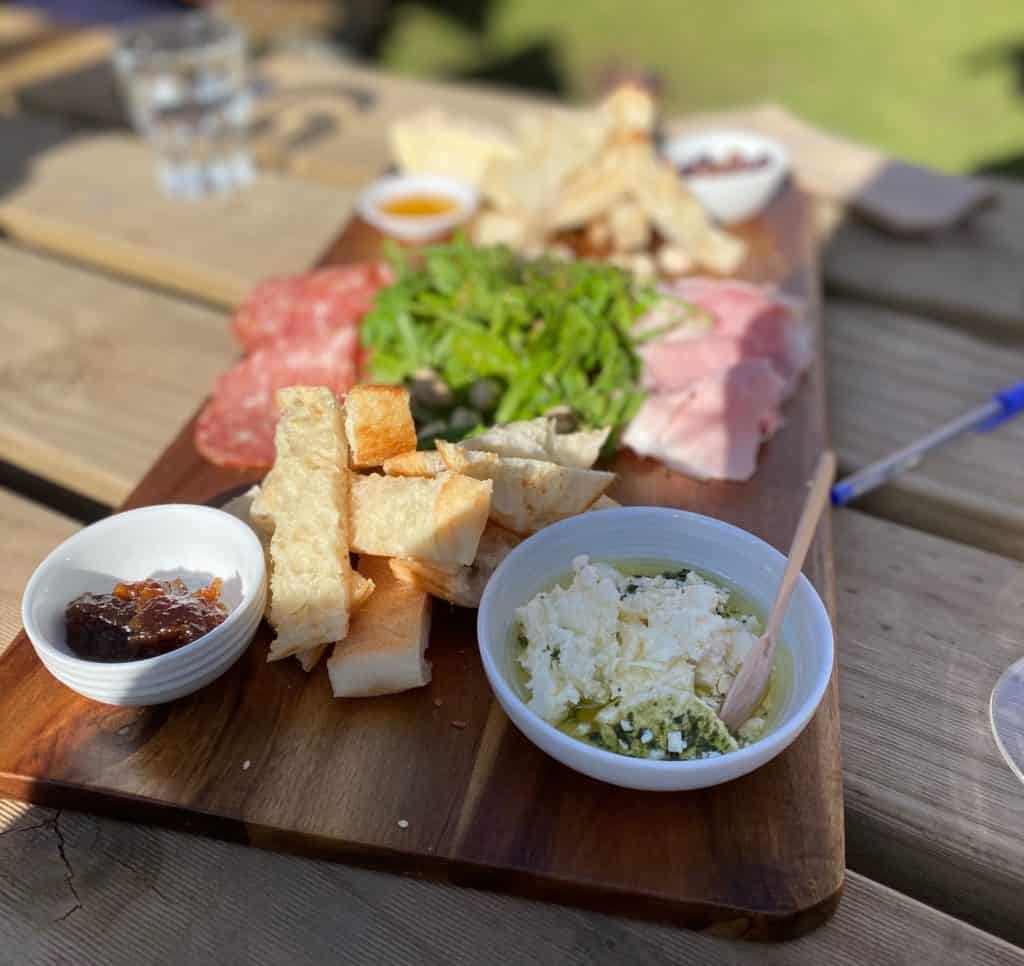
(113, 11, 253, 199)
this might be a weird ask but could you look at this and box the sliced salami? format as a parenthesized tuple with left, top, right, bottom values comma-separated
(232, 262, 392, 354)
(196, 327, 358, 469)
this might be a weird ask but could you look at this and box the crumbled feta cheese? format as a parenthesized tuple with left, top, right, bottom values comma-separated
(518, 558, 769, 760)
(738, 716, 766, 742)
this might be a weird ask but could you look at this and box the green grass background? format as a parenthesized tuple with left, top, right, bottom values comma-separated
(377, 0, 1024, 173)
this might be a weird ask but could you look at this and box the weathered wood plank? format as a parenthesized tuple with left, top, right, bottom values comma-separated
(0, 114, 359, 308)
(0, 488, 76, 649)
(828, 299, 1024, 559)
(824, 178, 1024, 335)
(835, 510, 1024, 943)
(1, 799, 1021, 966)
(0, 243, 235, 506)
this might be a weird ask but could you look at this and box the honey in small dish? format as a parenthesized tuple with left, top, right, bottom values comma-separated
(379, 193, 458, 218)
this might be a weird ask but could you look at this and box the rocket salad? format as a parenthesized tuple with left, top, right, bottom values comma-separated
(361, 240, 699, 448)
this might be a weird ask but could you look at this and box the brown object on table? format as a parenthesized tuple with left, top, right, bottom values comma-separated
(0, 182, 841, 941)
(65, 577, 227, 662)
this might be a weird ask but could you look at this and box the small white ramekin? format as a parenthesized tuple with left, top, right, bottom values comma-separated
(663, 129, 790, 225)
(357, 173, 478, 242)
(477, 506, 833, 791)
(22, 504, 267, 706)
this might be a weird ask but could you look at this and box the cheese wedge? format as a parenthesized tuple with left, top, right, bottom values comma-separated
(259, 387, 352, 662)
(328, 556, 432, 697)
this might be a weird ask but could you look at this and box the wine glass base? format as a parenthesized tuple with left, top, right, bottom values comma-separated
(990, 656, 1024, 784)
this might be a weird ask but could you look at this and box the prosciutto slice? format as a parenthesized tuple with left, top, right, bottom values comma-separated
(639, 278, 812, 398)
(623, 359, 786, 481)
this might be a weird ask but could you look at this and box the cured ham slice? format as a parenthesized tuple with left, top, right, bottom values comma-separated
(231, 262, 392, 354)
(639, 278, 812, 397)
(195, 327, 358, 469)
(623, 359, 785, 481)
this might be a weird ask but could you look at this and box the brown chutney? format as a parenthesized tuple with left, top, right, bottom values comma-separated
(64, 577, 227, 662)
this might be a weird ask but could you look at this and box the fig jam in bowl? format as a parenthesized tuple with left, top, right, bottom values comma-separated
(22, 504, 266, 706)
(477, 507, 833, 791)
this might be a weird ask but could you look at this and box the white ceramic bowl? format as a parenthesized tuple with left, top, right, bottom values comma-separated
(477, 507, 833, 791)
(22, 504, 267, 706)
(357, 173, 478, 242)
(662, 129, 790, 225)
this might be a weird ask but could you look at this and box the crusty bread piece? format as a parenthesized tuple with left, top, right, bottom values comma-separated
(350, 471, 491, 566)
(462, 417, 552, 461)
(549, 427, 610, 469)
(390, 523, 520, 608)
(381, 449, 446, 477)
(295, 568, 376, 672)
(328, 556, 432, 697)
(463, 418, 609, 469)
(435, 440, 615, 535)
(261, 387, 352, 662)
(344, 384, 417, 468)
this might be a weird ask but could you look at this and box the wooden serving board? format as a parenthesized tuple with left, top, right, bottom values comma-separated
(0, 184, 843, 941)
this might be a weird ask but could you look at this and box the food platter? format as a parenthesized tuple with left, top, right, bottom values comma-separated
(0, 86, 842, 940)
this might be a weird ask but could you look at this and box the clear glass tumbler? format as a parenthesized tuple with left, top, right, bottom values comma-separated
(113, 11, 253, 199)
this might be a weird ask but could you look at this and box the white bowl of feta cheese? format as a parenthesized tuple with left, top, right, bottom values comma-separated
(477, 507, 834, 791)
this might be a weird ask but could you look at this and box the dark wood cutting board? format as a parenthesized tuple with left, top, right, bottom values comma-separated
(0, 184, 843, 940)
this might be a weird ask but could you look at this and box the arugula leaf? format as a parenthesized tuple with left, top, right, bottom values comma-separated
(361, 241, 654, 444)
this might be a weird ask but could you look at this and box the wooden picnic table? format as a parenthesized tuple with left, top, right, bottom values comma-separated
(1, 41, 1023, 966)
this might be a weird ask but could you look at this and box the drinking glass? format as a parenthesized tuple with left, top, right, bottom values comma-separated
(991, 658, 1024, 783)
(113, 11, 253, 199)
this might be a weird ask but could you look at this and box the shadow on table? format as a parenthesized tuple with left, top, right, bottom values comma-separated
(16, 53, 126, 127)
(0, 113, 81, 205)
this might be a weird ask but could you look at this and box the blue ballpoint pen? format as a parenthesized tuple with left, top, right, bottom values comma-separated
(830, 380, 1024, 507)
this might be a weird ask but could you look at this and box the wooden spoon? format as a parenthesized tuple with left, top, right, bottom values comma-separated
(719, 450, 836, 733)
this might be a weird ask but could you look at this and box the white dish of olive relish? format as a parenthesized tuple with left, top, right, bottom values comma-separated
(513, 557, 791, 762)
(477, 507, 833, 791)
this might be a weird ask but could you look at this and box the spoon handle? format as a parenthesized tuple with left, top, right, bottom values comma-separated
(764, 450, 836, 642)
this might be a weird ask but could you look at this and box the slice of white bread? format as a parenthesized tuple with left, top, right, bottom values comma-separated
(381, 449, 446, 477)
(327, 555, 432, 697)
(350, 471, 491, 565)
(236, 484, 375, 652)
(294, 568, 377, 672)
(344, 384, 417, 468)
(435, 441, 614, 535)
(260, 387, 352, 662)
(390, 523, 520, 608)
